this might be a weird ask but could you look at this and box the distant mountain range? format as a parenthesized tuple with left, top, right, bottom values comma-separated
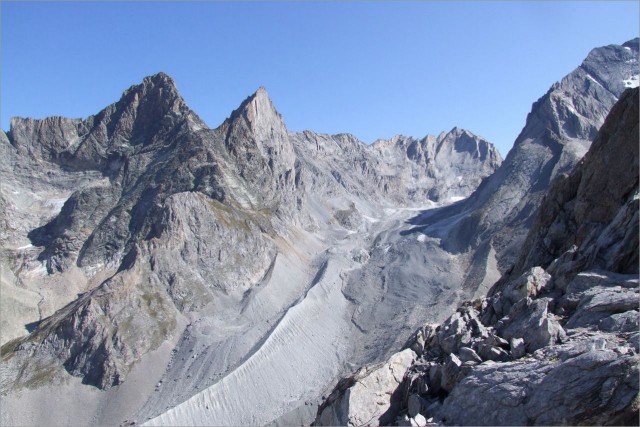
(0, 38, 638, 426)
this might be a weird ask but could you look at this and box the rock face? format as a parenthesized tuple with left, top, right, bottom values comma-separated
(510, 83, 639, 277)
(368, 128, 501, 203)
(215, 88, 297, 215)
(316, 348, 417, 426)
(428, 37, 639, 276)
(287, 124, 501, 232)
(316, 87, 639, 426)
(1, 74, 287, 390)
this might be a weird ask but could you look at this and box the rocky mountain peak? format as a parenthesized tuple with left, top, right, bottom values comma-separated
(225, 86, 286, 136)
(622, 37, 639, 50)
(212, 87, 296, 211)
(437, 38, 639, 277)
(510, 87, 639, 277)
(122, 72, 183, 103)
(143, 70, 177, 86)
(109, 71, 192, 128)
(437, 127, 498, 164)
(507, 38, 639, 151)
(579, 38, 639, 96)
(5, 72, 203, 170)
(443, 126, 462, 137)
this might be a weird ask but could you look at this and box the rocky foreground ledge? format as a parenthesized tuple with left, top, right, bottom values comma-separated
(315, 88, 639, 426)
(316, 269, 639, 426)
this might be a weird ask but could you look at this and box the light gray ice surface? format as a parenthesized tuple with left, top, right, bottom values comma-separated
(141, 202, 470, 426)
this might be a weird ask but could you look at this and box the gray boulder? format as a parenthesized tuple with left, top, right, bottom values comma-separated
(316, 348, 416, 426)
(503, 267, 552, 306)
(440, 353, 463, 392)
(435, 307, 487, 355)
(598, 310, 639, 333)
(524, 350, 640, 425)
(437, 350, 639, 426)
(437, 359, 553, 425)
(476, 343, 510, 362)
(407, 394, 429, 418)
(458, 347, 483, 364)
(565, 287, 639, 329)
(510, 338, 526, 359)
(497, 297, 566, 352)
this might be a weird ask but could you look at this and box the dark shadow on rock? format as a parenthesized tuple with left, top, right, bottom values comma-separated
(27, 220, 55, 248)
(25, 320, 40, 333)
(399, 199, 478, 255)
(377, 381, 406, 425)
(27, 220, 60, 271)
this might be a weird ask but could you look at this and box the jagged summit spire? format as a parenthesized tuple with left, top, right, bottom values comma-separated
(135, 71, 178, 90)
(143, 71, 175, 85)
(244, 86, 276, 112)
(118, 71, 186, 110)
(225, 86, 285, 131)
(97, 71, 200, 137)
(255, 86, 269, 96)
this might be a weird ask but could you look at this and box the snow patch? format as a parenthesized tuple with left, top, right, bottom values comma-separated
(622, 74, 639, 89)
(624, 46, 632, 51)
(446, 196, 466, 203)
(145, 257, 354, 426)
(417, 234, 427, 243)
(23, 263, 48, 278)
(361, 215, 380, 223)
(383, 208, 400, 216)
(44, 198, 68, 214)
(188, 115, 204, 131)
(586, 74, 605, 89)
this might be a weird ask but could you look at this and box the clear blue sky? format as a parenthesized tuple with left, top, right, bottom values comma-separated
(2, 2, 638, 157)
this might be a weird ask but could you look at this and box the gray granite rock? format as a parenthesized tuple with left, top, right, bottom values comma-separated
(524, 350, 640, 425)
(476, 343, 510, 362)
(565, 287, 639, 329)
(315, 348, 416, 426)
(440, 353, 463, 392)
(503, 267, 552, 306)
(510, 338, 526, 359)
(497, 297, 566, 353)
(437, 350, 639, 425)
(458, 347, 482, 364)
(598, 310, 639, 333)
